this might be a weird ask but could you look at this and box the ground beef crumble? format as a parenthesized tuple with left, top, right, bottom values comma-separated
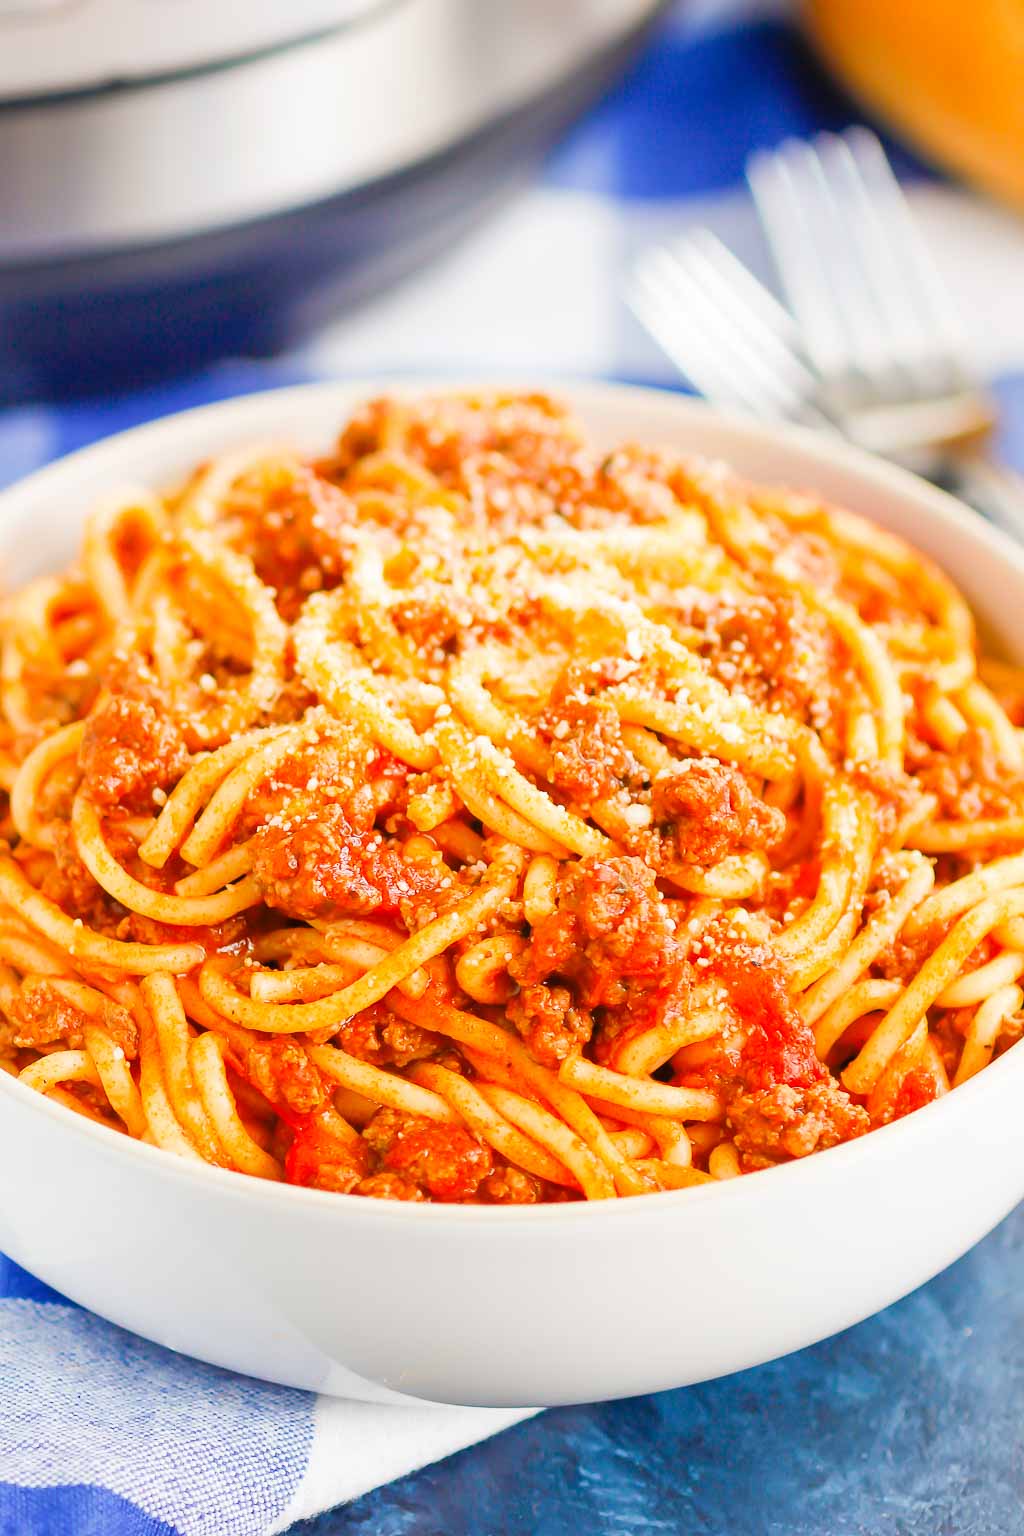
(652, 757, 785, 866)
(535, 664, 637, 805)
(509, 854, 690, 1066)
(251, 800, 438, 922)
(79, 692, 190, 813)
(334, 1005, 441, 1069)
(728, 1080, 869, 1168)
(243, 1038, 326, 1116)
(1, 980, 137, 1057)
(361, 1107, 493, 1201)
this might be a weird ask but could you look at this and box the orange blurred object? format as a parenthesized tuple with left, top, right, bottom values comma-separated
(805, 0, 1024, 209)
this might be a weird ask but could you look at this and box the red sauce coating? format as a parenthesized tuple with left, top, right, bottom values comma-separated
(283, 1107, 367, 1194)
(334, 1005, 440, 1070)
(709, 945, 825, 1092)
(362, 1108, 493, 1201)
(509, 855, 689, 1065)
(80, 693, 190, 813)
(244, 1038, 326, 1116)
(241, 464, 355, 622)
(1, 980, 137, 1058)
(906, 725, 1024, 823)
(652, 757, 785, 866)
(536, 666, 635, 806)
(251, 801, 436, 922)
(890, 1068, 940, 1121)
(677, 938, 870, 1167)
(478, 1167, 544, 1204)
(728, 1080, 869, 1167)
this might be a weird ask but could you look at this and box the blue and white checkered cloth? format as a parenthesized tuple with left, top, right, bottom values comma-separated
(2, 4, 1023, 1532)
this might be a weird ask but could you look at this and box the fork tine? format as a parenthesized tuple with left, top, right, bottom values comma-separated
(629, 236, 821, 422)
(629, 255, 781, 419)
(667, 244, 821, 417)
(628, 260, 751, 412)
(653, 240, 827, 421)
(810, 131, 919, 367)
(685, 229, 799, 342)
(805, 132, 913, 385)
(628, 270, 754, 415)
(747, 142, 854, 383)
(671, 233, 818, 391)
(841, 126, 972, 384)
(797, 135, 899, 381)
(751, 136, 900, 392)
(751, 126, 976, 409)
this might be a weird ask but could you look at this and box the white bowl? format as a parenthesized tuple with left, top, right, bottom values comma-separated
(0, 379, 1021, 1408)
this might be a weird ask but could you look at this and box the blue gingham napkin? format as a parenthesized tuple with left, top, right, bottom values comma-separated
(2, 3, 1023, 1531)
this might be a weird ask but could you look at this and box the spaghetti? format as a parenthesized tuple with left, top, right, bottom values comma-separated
(2, 391, 1023, 1204)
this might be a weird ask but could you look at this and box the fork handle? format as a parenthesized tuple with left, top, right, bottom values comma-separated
(947, 450, 1024, 544)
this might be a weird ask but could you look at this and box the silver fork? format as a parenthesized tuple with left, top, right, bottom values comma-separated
(628, 137, 1024, 535)
(746, 125, 1024, 525)
(628, 227, 828, 430)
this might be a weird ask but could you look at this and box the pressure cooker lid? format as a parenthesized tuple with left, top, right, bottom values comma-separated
(0, 0, 387, 101)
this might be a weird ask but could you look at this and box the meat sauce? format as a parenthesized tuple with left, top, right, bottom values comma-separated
(0, 980, 136, 1058)
(281, 1103, 540, 1204)
(16, 392, 999, 1203)
(227, 463, 355, 622)
(251, 800, 437, 922)
(651, 758, 785, 867)
(681, 937, 870, 1165)
(510, 854, 870, 1168)
(535, 666, 637, 806)
(509, 856, 690, 1065)
(80, 691, 190, 813)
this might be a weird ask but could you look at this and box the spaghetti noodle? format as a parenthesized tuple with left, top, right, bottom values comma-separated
(2, 391, 1023, 1203)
